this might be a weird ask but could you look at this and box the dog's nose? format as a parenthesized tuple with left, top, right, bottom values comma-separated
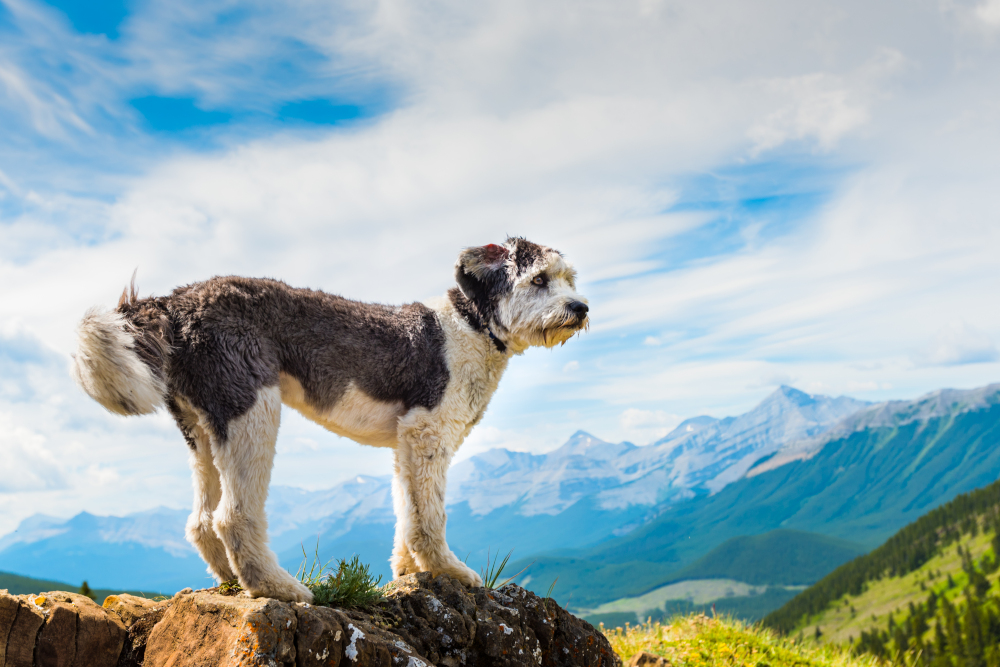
(568, 301, 589, 316)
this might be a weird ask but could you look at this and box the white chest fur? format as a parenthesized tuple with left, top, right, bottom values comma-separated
(424, 297, 511, 451)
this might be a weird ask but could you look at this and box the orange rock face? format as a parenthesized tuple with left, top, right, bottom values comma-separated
(0, 590, 126, 667)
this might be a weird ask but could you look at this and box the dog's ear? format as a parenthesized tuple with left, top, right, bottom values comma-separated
(455, 244, 510, 303)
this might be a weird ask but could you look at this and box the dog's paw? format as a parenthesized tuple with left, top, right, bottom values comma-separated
(440, 561, 483, 588)
(244, 573, 314, 603)
(391, 549, 419, 579)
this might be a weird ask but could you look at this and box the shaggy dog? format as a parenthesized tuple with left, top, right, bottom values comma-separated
(71, 237, 589, 602)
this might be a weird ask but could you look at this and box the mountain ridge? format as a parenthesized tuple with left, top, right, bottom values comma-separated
(513, 383, 1000, 611)
(0, 384, 874, 593)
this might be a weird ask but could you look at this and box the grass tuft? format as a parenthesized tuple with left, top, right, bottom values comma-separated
(603, 614, 883, 667)
(545, 577, 559, 600)
(481, 547, 514, 589)
(481, 547, 532, 590)
(297, 545, 384, 609)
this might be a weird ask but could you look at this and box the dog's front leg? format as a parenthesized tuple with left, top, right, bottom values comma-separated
(393, 415, 482, 587)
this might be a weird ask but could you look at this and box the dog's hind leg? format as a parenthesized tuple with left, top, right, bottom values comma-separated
(394, 413, 482, 587)
(210, 385, 313, 602)
(171, 397, 235, 584)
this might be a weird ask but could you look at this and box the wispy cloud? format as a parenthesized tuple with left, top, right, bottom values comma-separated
(916, 322, 1000, 367)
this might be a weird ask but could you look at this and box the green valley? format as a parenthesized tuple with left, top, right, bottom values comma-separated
(580, 530, 863, 626)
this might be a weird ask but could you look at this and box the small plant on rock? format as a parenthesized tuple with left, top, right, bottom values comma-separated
(219, 578, 243, 596)
(297, 546, 384, 609)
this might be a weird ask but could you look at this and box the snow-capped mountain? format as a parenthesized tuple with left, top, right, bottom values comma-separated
(446, 386, 869, 516)
(0, 385, 870, 591)
(748, 383, 1000, 477)
(646, 386, 870, 493)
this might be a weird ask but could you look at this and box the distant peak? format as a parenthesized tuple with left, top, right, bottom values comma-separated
(553, 431, 633, 459)
(656, 415, 718, 443)
(562, 431, 607, 447)
(762, 385, 815, 407)
(777, 385, 811, 398)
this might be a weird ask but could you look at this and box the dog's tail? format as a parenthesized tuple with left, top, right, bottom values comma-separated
(71, 277, 171, 416)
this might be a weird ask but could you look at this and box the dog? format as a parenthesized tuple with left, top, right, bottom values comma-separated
(71, 237, 588, 602)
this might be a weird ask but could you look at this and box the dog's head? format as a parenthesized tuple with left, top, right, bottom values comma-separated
(455, 237, 589, 352)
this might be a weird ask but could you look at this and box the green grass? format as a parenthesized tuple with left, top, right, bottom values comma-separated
(296, 549, 384, 609)
(764, 478, 1000, 639)
(602, 614, 881, 667)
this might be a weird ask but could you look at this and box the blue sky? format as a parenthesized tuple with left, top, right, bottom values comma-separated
(2, 0, 1000, 533)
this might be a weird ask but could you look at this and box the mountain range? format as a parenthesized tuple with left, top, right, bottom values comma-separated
(521, 382, 1000, 614)
(3, 382, 999, 621)
(0, 385, 866, 592)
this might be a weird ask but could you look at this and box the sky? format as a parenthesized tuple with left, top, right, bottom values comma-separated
(2, 0, 1000, 535)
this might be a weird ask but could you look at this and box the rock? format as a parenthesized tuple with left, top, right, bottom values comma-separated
(102, 594, 170, 630)
(142, 574, 619, 667)
(2, 575, 620, 667)
(103, 595, 172, 667)
(627, 651, 670, 667)
(1, 590, 21, 666)
(0, 590, 126, 667)
(144, 592, 299, 667)
(379, 574, 620, 667)
(2, 591, 46, 667)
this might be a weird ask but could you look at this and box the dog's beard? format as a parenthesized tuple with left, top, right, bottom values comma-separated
(541, 316, 589, 348)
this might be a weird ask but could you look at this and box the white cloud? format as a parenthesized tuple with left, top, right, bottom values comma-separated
(916, 322, 1000, 366)
(975, 0, 1000, 26)
(0, 415, 67, 492)
(619, 408, 680, 444)
(0, 63, 90, 138)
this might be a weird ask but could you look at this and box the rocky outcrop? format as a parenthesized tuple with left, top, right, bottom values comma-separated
(1, 574, 620, 667)
(0, 590, 127, 667)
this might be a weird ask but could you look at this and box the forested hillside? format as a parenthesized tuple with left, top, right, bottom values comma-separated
(764, 479, 1000, 633)
(763, 478, 1000, 667)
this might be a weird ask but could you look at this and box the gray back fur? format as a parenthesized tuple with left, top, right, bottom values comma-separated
(119, 276, 449, 444)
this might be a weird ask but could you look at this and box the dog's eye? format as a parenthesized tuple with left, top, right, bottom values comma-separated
(532, 275, 547, 286)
